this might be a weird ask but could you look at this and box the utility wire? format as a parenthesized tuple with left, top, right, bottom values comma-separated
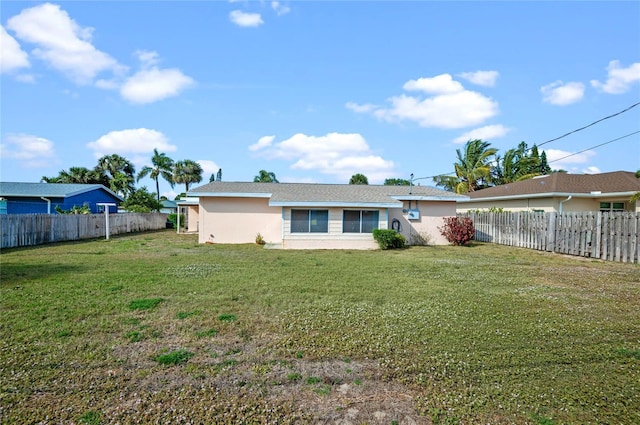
(547, 130, 640, 164)
(418, 129, 640, 182)
(536, 102, 640, 147)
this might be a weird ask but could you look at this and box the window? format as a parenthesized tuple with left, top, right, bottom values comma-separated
(343, 210, 379, 233)
(599, 202, 625, 213)
(291, 209, 328, 233)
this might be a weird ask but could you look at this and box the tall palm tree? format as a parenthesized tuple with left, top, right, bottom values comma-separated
(136, 148, 175, 202)
(453, 139, 498, 193)
(173, 159, 203, 192)
(433, 139, 497, 194)
(57, 167, 102, 184)
(96, 154, 136, 197)
(253, 170, 279, 183)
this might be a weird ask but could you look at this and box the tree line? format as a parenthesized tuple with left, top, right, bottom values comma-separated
(42, 149, 220, 212)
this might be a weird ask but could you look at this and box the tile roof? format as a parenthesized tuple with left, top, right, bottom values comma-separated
(0, 182, 123, 200)
(468, 171, 640, 199)
(189, 181, 465, 206)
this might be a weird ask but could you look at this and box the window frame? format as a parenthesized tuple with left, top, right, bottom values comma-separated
(290, 209, 329, 233)
(342, 210, 380, 233)
(599, 201, 625, 213)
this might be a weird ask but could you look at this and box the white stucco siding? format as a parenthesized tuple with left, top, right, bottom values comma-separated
(198, 197, 281, 244)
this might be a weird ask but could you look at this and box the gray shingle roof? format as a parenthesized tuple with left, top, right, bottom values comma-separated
(468, 171, 640, 199)
(189, 181, 465, 206)
(0, 182, 123, 200)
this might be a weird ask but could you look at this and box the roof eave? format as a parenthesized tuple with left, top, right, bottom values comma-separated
(187, 192, 272, 198)
(393, 195, 468, 201)
(269, 201, 403, 208)
(459, 191, 638, 203)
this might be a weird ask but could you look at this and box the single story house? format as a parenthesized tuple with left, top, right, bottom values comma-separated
(0, 182, 122, 214)
(456, 171, 640, 213)
(187, 181, 467, 249)
(160, 199, 178, 214)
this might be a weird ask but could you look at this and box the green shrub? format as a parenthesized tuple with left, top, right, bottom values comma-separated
(167, 213, 185, 228)
(372, 229, 406, 250)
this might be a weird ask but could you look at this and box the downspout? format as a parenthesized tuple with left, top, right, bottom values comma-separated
(558, 195, 572, 214)
(40, 197, 51, 214)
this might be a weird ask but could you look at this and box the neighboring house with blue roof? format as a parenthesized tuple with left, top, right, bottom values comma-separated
(160, 199, 178, 214)
(0, 182, 122, 214)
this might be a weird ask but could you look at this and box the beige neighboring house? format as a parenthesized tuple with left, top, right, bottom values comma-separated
(457, 171, 640, 213)
(187, 182, 467, 249)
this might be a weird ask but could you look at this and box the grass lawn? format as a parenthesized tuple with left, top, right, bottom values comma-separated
(1, 230, 639, 424)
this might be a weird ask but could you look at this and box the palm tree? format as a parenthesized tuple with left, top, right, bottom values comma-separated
(349, 173, 369, 185)
(57, 167, 102, 184)
(253, 170, 279, 183)
(96, 154, 136, 197)
(433, 139, 497, 194)
(173, 159, 203, 192)
(493, 142, 540, 185)
(136, 148, 175, 202)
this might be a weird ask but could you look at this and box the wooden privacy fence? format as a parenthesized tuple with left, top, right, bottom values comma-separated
(463, 211, 640, 264)
(0, 213, 169, 249)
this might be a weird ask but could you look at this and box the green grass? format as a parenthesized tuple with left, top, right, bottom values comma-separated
(154, 349, 195, 366)
(1, 230, 639, 423)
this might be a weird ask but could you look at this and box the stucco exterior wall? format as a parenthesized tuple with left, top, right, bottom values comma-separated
(389, 200, 454, 245)
(198, 197, 281, 244)
(186, 205, 199, 232)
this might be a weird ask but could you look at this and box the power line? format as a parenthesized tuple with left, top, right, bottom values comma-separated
(547, 130, 640, 164)
(537, 102, 640, 147)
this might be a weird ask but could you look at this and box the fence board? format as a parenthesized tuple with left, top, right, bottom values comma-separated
(462, 211, 639, 264)
(1, 213, 169, 249)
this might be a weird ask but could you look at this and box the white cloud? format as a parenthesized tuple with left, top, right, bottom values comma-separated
(374, 91, 498, 129)
(452, 124, 511, 144)
(345, 102, 378, 113)
(249, 135, 275, 151)
(591, 60, 640, 94)
(459, 70, 499, 87)
(0, 25, 30, 73)
(229, 10, 264, 27)
(135, 50, 160, 68)
(197, 160, 220, 175)
(582, 166, 601, 174)
(403, 74, 464, 94)
(349, 74, 499, 129)
(87, 128, 177, 158)
(0, 133, 56, 167)
(7, 3, 122, 85)
(120, 67, 194, 104)
(545, 148, 596, 172)
(252, 132, 395, 183)
(541, 81, 585, 105)
(271, 1, 291, 16)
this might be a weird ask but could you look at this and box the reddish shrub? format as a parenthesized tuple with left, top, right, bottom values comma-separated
(439, 216, 475, 246)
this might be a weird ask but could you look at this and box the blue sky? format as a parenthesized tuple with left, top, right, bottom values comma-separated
(1, 1, 639, 198)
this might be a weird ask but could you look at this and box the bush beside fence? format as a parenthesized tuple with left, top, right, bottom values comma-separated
(464, 211, 640, 264)
(0, 213, 169, 249)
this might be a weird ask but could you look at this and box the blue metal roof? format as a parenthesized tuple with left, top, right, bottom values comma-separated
(0, 182, 123, 201)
